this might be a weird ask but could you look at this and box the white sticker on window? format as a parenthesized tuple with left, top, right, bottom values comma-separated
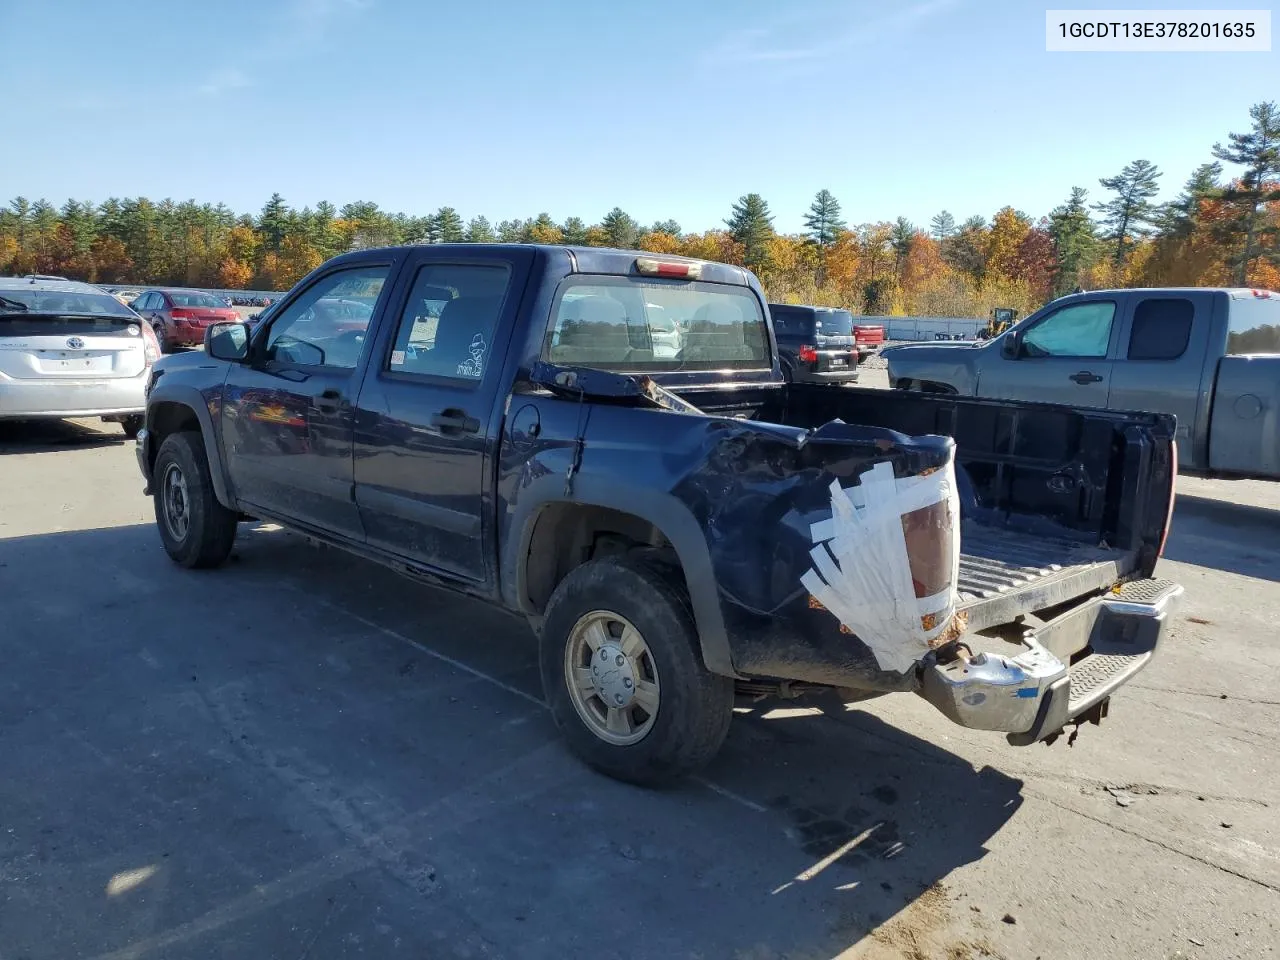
(456, 333, 486, 378)
(390, 350, 406, 367)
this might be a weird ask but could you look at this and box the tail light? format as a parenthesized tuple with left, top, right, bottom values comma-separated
(635, 257, 703, 279)
(141, 321, 162, 365)
(1158, 441, 1178, 557)
(171, 308, 195, 321)
(798, 344, 818, 364)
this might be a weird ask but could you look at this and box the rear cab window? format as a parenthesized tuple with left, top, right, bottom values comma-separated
(545, 276, 769, 372)
(1127, 298, 1194, 360)
(1226, 295, 1280, 354)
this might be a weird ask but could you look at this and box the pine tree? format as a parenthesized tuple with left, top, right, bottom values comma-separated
(601, 207, 640, 248)
(1212, 101, 1280, 284)
(560, 216, 589, 244)
(524, 213, 563, 244)
(495, 219, 523, 243)
(941, 216, 987, 280)
(930, 210, 956, 240)
(649, 219, 681, 237)
(466, 216, 495, 243)
(1094, 160, 1162, 264)
(434, 206, 465, 243)
(803, 189, 846, 248)
(258, 192, 290, 254)
(1048, 187, 1099, 296)
(1156, 163, 1221, 237)
(890, 216, 915, 276)
(725, 193, 775, 272)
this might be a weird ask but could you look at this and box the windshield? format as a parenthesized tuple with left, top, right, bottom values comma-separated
(169, 291, 227, 308)
(0, 288, 136, 317)
(814, 310, 854, 337)
(546, 277, 769, 372)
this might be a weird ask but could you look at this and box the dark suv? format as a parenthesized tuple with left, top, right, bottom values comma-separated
(768, 303, 860, 383)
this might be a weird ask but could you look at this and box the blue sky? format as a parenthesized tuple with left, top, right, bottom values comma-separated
(1, 0, 1274, 232)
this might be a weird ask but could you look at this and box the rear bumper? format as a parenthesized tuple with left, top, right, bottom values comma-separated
(793, 367, 860, 383)
(919, 578, 1182, 743)
(169, 325, 209, 347)
(0, 374, 146, 418)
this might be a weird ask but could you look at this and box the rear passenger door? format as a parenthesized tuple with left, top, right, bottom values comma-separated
(1108, 291, 1215, 469)
(352, 249, 532, 583)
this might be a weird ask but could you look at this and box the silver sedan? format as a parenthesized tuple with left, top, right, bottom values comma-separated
(0, 277, 162, 437)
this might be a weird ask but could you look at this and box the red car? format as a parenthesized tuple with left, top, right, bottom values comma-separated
(132, 289, 240, 352)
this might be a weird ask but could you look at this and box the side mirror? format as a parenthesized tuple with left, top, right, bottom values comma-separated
(206, 321, 250, 361)
(1000, 330, 1022, 360)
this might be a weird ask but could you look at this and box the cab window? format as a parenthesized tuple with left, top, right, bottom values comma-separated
(1022, 301, 1115, 359)
(264, 265, 389, 368)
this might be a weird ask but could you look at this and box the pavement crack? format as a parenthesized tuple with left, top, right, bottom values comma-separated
(295, 895, 340, 960)
(1129, 681, 1280, 707)
(1026, 786, 1279, 893)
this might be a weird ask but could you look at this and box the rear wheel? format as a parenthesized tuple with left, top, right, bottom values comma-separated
(539, 555, 734, 785)
(152, 430, 238, 568)
(152, 321, 171, 354)
(120, 415, 143, 439)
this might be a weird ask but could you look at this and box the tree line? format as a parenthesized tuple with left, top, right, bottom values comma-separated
(2, 102, 1276, 319)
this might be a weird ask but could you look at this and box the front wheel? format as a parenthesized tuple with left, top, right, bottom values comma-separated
(539, 555, 734, 786)
(152, 430, 238, 568)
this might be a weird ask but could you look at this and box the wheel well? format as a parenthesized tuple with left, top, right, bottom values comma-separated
(899, 378, 958, 394)
(147, 401, 201, 471)
(524, 504, 680, 613)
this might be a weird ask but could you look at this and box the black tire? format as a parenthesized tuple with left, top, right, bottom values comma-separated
(120, 415, 144, 439)
(152, 430, 238, 568)
(539, 555, 734, 786)
(152, 321, 171, 354)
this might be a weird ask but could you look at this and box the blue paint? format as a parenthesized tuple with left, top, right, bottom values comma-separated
(1015, 688, 1039, 699)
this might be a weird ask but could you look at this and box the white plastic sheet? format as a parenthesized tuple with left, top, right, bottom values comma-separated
(800, 454, 962, 673)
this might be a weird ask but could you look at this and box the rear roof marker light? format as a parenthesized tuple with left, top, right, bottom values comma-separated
(635, 257, 702, 279)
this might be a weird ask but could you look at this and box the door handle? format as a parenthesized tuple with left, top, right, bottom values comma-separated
(430, 408, 481, 434)
(1069, 371, 1104, 384)
(314, 388, 343, 413)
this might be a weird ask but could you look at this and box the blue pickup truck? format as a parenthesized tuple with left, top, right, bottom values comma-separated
(135, 245, 1180, 784)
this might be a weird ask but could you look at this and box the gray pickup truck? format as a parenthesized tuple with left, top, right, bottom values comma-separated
(884, 288, 1280, 477)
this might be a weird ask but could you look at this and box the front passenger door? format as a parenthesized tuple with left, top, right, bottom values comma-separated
(221, 263, 393, 540)
(981, 299, 1119, 408)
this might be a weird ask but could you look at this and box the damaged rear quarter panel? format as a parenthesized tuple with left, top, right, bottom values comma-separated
(499, 395, 956, 691)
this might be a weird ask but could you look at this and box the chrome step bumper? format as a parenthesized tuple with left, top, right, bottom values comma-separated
(919, 578, 1183, 744)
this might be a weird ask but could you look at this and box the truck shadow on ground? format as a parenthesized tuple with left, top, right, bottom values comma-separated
(0, 417, 129, 454)
(1165, 496, 1280, 582)
(0, 521, 1024, 960)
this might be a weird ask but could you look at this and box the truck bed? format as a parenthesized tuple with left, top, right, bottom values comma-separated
(958, 524, 1130, 632)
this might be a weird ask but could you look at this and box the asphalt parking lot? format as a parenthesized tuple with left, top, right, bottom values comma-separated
(1, 415, 1277, 960)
